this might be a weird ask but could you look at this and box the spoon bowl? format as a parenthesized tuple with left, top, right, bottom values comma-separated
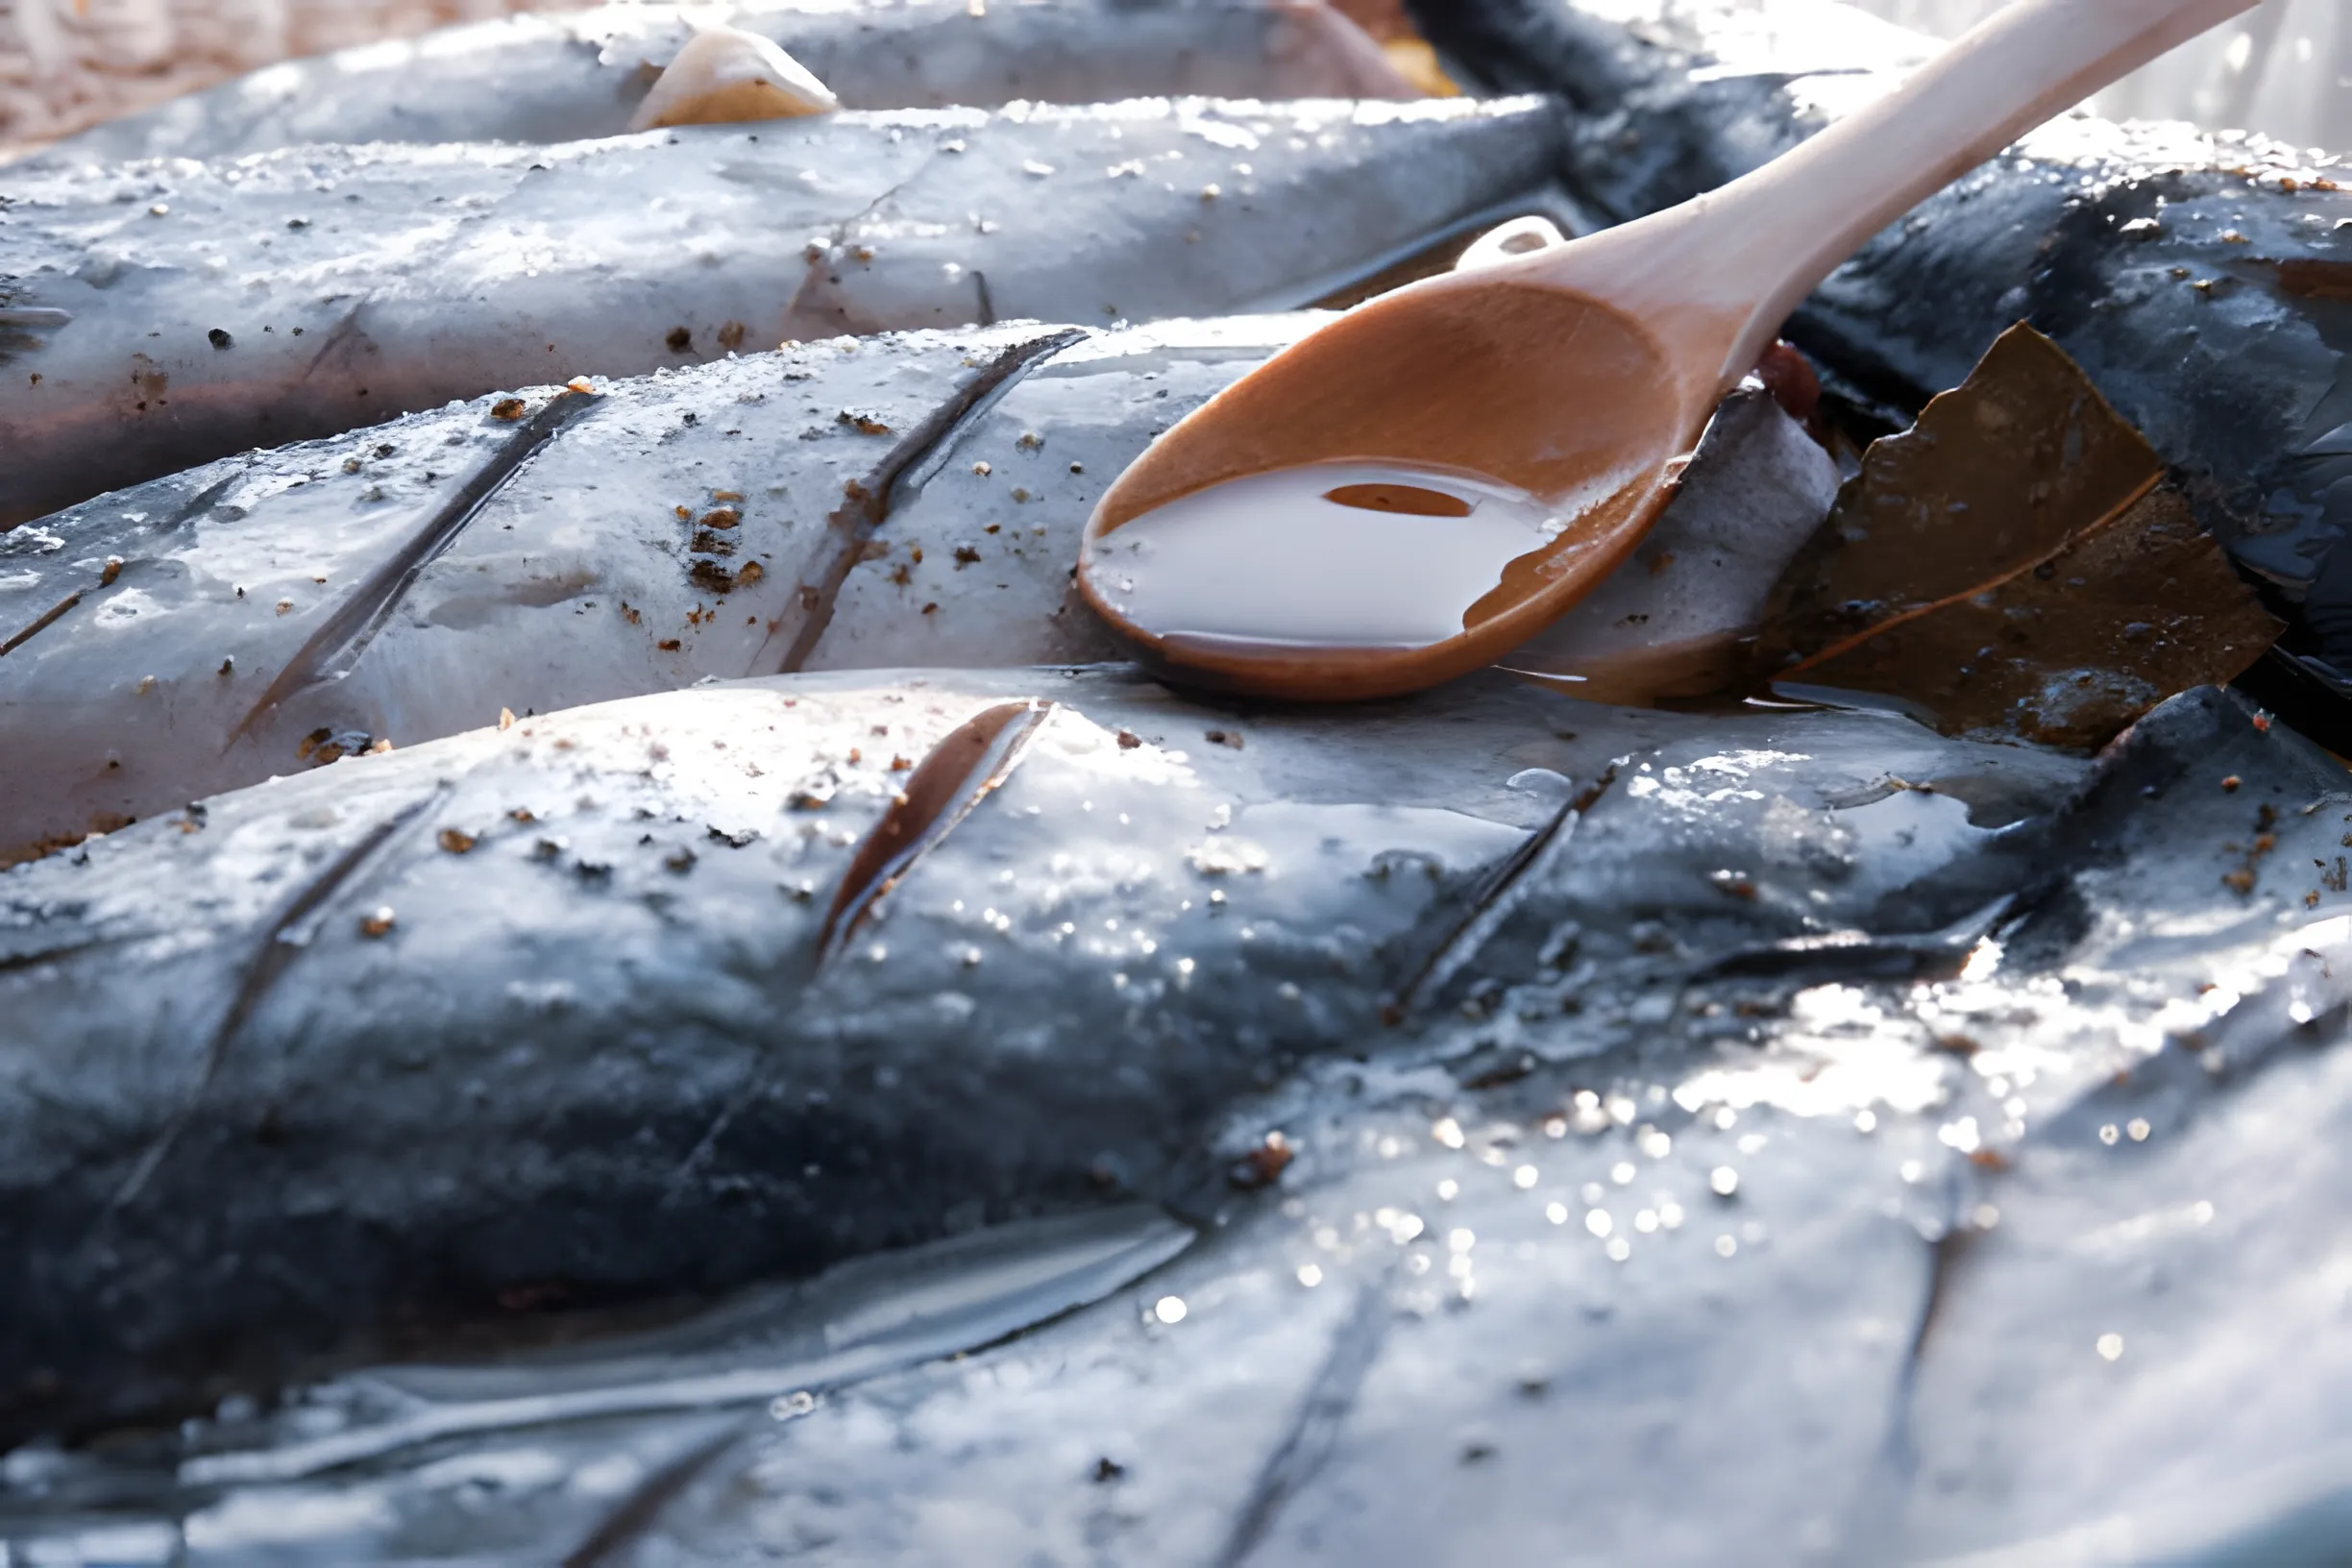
(1081, 266, 1704, 698)
(1078, 0, 2261, 702)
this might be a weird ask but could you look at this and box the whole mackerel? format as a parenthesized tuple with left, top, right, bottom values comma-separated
(0, 94, 1560, 527)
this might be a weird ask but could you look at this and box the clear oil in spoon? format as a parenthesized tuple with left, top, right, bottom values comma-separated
(1084, 459, 1635, 653)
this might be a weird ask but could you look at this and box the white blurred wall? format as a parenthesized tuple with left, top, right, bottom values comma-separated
(1827, 0, 2351, 152)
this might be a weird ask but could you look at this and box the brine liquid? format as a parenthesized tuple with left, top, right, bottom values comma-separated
(1085, 460, 1580, 650)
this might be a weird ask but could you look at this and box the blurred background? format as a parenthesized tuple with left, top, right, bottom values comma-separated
(2, 0, 2346, 158)
(1831, 0, 2349, 151)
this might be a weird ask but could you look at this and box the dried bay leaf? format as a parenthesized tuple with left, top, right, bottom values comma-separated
(1755, 324, 2280, 749)
(1777, 488, 2281, 749)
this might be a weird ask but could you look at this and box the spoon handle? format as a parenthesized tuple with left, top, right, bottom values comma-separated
(1589, 0, 2263, 386)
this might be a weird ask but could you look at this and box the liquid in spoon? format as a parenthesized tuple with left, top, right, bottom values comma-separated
(1086, 460, 1627, 653)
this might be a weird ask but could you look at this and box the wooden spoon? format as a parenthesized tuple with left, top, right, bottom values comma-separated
(1076, 0, 2259, 701)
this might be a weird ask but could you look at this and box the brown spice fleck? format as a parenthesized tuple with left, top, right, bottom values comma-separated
(737, 560, 764, 586)
(699, 507, 740, 529)
(359, 907, 396, 938)
(100, 556, 123, 586)
(921, 601, 939, 615)
(657, 638, 682, 650)
(2221, 775, 2242, 793)
(490, 397, 527, 421)
(1116, 729, 1142, 749)
(1228, 1131, 1294, 1189)
(438, 828, 477, 855)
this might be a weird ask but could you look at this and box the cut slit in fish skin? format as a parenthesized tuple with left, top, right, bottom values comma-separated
(819, 698, 1054, 962)
(0, 94, 1563, 530)
(25, 0, 1417, 168)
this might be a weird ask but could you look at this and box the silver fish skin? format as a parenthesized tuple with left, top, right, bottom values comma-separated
(0, 94, 1562, 527)
(0, 291, 1788, 874)
(25, 0, 1413, 168)
(1410, 0, 2352, 660)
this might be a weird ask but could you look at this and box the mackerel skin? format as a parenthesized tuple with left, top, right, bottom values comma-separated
(1411, 0, 2352, 659)
(30, 0, 1412, 167)
(0, 94, 1562, 527)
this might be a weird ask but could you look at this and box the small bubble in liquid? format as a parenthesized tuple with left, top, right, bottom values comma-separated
(1714, 1108, 1738, 1131)
(1436, 1178, 1459, 1202)
(1447, 1228, 1476, 1254)
(1710, 1166, 1740, 1197)
(1715, 1235, 1739, 1259)
(1297, 1264, 1323, 1287)
(1512, 1164, 1538, 1189)
(1585, 1210, 1612, 1238)
(1545, 1202, 1568, 1225)
(2126, 1118, 2151, 1142)
(1153, 1295, 1188, 1325)
(1605, 1237, 1631, 1262)
(2098, 1123, 2120, 1145)
(1611, 1162, 1636, 1186)
(2096, 1333, 2123, 1361)
(1854, 1110, 1878, 1134)
(1432, 1117, 1465, 1149)
(771, 1390, 818, 1420)
(1634, 1210, 1658, 1234)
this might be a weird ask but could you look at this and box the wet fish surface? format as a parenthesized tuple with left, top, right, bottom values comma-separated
(0, 93, 1561, 527)
(0, 660, 2093, 1444)
(25, 0, 1413, 167)
(1409, 0, 2352, 674)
